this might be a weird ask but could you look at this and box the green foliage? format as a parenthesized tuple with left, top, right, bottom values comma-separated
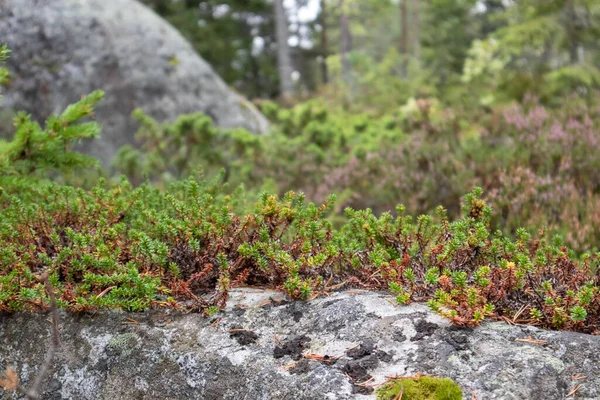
(3, 45, 600, 336)
(140, 0, 600, 112)
(0, 44, 10, 98)
(11, 147, 600, 332)
(544, 64, 600, 99)
(462, 39, 510, 106)
(112, 109, 261, 188)
(111, 89, 600, 254)
(0, 90, 104, 178)
(376, 376, 463, 400)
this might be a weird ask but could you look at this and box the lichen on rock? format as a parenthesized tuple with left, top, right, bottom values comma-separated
(1, 289, 600, 399)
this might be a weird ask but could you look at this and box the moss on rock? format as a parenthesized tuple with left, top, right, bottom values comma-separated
(376, 376, 462, 400)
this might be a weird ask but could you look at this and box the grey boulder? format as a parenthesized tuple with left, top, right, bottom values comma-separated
(0, 0, 268, 166)
(1, 289, 599, 399)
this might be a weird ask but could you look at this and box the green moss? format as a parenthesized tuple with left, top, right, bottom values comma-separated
(376, 376, 463, 400)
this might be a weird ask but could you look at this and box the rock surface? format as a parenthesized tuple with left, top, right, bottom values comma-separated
(1, 289, 599, 399)
(0, 0, 268, 165)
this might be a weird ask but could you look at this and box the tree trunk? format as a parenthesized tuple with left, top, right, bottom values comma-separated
(320, 0, 329, 85)
(565, 0, 579, 64)
(400, 0, 408, 77)
(273, 0, 294, 101)
(339, 0, 352, 95)
(411, 0, 420, 64)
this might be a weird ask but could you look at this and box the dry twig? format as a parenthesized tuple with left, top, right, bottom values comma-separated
(572, 373, 587, 381)
(324, 281, 347, 291)
(354, 377, 377, 387)
(385, 372, 437, 381)
(392, 388, 404, 400)
(515, 336, 548, 345)
(567, 384, 582, 397)
(302, 352, 341, 365)
(279, 362, 297, 371)
(385, 298, 398, 307)
(95, 286, 115, 299)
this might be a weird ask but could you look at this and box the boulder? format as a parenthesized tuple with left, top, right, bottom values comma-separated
(1, 289, 599, 399)
(0, 0, 268, 166)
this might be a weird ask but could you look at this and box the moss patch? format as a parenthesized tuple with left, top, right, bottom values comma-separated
(376, 376, 462, 400)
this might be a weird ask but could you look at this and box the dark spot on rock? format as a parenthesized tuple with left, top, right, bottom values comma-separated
(273, 298, 290, 307)
(260, 297, 290, 311)
(319, 354, 339, 366)
(394, 330, 407, 342)
(376, 350, 393, 363)
(274, 335, 311, 360)
(96, 358, 108, 372)
(411, 320, 439, 341)
(292, 310, 303, 322)
(352, 384, 374, 395)
(343, 354, 379, 382)
(46, 392, 62, 400)
(322, 299, 341, 308)
(290, 358, 312, 374)
(529, 365, 568, 400)
(286, 302, 305, 322)
(347, 339, 375, 359)
(365, 312, 381, 320)
(231, 306, 246, 317)
(48, 378, 62, 392)
(228, 326, 258, 346)
(445, 331, 469, 351)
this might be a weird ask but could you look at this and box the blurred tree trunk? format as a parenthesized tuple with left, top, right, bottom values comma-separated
(274, 0, 294, 101)
(339, 0, 352, 102)
(320, 0, 329, 85)
(565, 0, 579, 64)
(400, 0, 408, 77)
(411, 0, 420, 64)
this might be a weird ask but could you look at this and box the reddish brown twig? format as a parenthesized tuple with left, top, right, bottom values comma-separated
(567, 384, 582, 397)
(515, 336, 547, 345)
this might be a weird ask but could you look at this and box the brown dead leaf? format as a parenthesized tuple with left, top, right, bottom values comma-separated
(0, 367, 18, 391)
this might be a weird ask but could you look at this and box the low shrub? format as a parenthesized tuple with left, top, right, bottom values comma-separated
(1, 173, 599, 333)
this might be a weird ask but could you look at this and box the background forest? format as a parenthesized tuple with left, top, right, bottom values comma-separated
(129, 0, 600, 251)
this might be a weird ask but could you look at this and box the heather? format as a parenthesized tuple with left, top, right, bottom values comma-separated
(113, 93, 600, 253)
